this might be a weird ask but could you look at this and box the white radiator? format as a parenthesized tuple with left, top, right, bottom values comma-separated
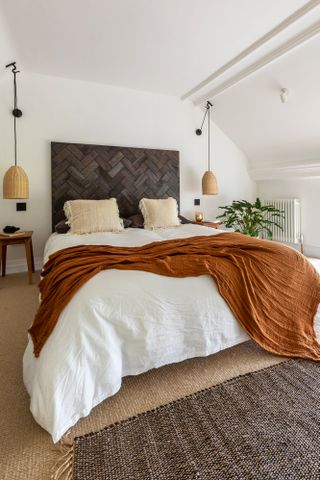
(262, 198, 301, 244)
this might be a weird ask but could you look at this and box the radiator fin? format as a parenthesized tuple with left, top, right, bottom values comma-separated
(262, 198, 301, 244)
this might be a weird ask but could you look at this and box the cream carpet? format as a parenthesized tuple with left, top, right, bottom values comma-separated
(0, 272, 285, 480)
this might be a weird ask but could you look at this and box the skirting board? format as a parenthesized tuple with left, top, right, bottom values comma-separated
(273, 241, 320, 259)
(4, 257, 42, 275)
(305, 244, 320, 259)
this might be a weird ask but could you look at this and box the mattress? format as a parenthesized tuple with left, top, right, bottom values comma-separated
(23, 224, 320, 442)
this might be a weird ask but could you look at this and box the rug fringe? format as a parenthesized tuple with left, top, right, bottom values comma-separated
(51, 440, 74, 480)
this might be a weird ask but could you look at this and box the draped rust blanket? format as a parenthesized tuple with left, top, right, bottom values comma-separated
(29, 233, 320, 360)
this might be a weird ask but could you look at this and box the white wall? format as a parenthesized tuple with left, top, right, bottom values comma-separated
(257, 179, 320, 257)
(0, 11, 17, 80)
(0, 72, 255, 272)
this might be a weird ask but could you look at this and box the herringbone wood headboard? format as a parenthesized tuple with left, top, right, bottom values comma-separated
(51, 142, 180, 230)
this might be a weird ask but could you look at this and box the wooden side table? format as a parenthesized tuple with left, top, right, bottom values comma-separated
(192, 221, 221, 229)
(0, 231, 35, 284)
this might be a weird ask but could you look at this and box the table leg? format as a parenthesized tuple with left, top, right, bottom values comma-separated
(1, 243, 6, 277)
(25, 239, 33, 284)
(30, 239, 35, 273)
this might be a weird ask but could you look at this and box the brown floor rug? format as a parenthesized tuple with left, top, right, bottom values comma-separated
(55, 359, 320, 480)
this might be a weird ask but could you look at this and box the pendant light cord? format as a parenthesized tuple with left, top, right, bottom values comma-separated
(207, 103, 210, 171)
(13, 118, 17, 166)
(6, 62, 20, 167)
(13, 69, 18, 166)
(196, 100, 214, 173)
(199, 107, 208, 132)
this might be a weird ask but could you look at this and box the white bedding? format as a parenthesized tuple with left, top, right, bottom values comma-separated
(23, 224, 320, 443)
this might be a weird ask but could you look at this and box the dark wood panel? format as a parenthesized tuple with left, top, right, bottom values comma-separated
(51, 142, 180, 230)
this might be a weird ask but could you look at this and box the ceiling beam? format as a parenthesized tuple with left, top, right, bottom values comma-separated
(194, 19, 320, 105)
(182, 0, 320, 104)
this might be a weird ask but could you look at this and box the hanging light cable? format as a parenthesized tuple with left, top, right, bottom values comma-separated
(3, 61, 29, 199)
(196, 101, 218, 195)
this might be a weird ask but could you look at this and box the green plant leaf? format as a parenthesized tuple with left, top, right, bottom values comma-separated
(217, 198, 284, 239)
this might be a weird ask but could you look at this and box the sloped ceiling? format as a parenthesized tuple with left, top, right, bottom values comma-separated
(0, 0, 306, 95)
(213, 33, 320, 169)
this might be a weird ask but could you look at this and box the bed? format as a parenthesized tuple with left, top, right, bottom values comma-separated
(23, 142, 320, 443)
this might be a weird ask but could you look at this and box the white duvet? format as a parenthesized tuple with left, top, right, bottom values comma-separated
(23, 225, 320, 443)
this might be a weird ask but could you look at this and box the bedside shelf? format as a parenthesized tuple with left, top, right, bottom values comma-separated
(0, 230, 35, 284)
(192, 221, 221, 229)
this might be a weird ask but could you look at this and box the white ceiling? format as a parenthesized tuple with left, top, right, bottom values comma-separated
(0, 0, 307, 96)
(213, 33, 320, 167)
(1, 0, 319, 169)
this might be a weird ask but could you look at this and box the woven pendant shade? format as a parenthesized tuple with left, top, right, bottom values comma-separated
(3, 165, 29, 199)
(202, 170, 218, 195)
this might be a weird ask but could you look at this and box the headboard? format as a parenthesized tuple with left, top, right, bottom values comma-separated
(51, 142, 180, 230)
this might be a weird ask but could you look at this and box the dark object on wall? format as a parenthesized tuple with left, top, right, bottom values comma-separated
(3, 225, 20, 234)
(51, 142, 180, 231)
(194, 198, 200, 206)
(16, 202, 26, 211)
(195, 101, 212, 136)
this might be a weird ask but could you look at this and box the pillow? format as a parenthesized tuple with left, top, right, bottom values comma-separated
(179, 215, 192, 224)
(139, 197, 180, 230)
(127, 213, 144, 229)
(64, 199, 124, 234)
(55, 219, 70, 234)
(56, 216, 131, 233)
(122, 217, 132, 228)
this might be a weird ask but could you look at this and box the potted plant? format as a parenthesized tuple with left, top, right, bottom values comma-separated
(216, 198, 285, 239)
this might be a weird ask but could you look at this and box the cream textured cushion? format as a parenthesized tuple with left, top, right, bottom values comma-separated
(64, 199, 124, 234)
(139, 197, 180, 230)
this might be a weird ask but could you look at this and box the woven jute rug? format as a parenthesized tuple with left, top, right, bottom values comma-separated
(54, 359, 320, 480)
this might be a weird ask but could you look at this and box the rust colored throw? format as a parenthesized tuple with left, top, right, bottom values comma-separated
(29, 233, 320, 360)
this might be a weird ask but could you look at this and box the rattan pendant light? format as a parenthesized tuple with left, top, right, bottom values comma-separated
(3, 62, 29, 199)
(196, 101, 218, 195)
